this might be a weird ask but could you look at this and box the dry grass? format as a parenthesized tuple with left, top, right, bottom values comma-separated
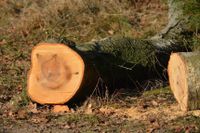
(0, 0, 169, 107)
(2, 1, 199, 132)
(0, 0, 168, 43)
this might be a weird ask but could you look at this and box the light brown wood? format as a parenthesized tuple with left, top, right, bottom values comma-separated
(168, 52, 200, 111)
(27, 43, 85, 104)
(52, 105, 70, 113)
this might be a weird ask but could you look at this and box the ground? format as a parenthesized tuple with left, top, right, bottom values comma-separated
(1, 87, 200, 132)
(0, 0, 200, 132)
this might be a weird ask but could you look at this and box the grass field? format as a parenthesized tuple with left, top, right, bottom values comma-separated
(1, 0, 200, 132)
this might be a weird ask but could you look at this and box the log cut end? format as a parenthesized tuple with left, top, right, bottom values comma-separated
(168, 53, 188, 111)
(27, 43, 85, 104)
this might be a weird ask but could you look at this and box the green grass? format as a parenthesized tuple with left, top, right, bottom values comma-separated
(143, 86, 172, 96)
(167, 115, 200, 132)
(54, 113, 99, 124)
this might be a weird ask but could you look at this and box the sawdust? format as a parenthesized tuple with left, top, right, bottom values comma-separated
(99, 104, 200, 122)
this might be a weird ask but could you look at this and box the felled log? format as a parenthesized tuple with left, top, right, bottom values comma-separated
(27, 0, 200, 104)
(27, 37, 187, 104)
(168, 52, 200, 111)
(69, 37, 190, 103)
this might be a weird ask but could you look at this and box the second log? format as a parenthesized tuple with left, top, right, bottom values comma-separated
(168, 52, 200, 111)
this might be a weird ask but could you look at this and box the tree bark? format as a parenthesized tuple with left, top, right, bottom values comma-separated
(168, 52, 200, 111)
(65, 37, 187, 102)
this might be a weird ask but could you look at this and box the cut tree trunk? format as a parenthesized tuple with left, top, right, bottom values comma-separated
(27, 43, 85, 104)
(65, 37, 188, 102)
(168, 52, 200, 111)
(28, 37, 187, 104)
(27, 0, 199, 104)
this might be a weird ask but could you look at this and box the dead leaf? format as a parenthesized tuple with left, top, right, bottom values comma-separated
(70, 108, 75, 113)
(28, 102, 38, 114)
(0, 39, 6, 45)
(17, 109, 27, 119)
(108, 30, 114, 35)
(30, 115, 48, 124)
(17, 85, 22, 92)
(85, 103, 93, 114)
(99, 107, 115, 115)
(151, 100, 158, 106)
(8, 111, 13, 117)
(190, 110, 200, 117)
(63, 124, 71, 129)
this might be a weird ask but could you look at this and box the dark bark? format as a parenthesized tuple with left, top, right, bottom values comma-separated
(65, 37, 188, 102)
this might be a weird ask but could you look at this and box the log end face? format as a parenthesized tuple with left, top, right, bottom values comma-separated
(27, 43, 85, 104)
(168, 53, 188, 111)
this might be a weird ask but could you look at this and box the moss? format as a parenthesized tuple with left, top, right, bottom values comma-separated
(143, 86, 172, 96)
(76, 36, 157, 69)
(191, 35, 200, 51)
(96, 37, 157, 68)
